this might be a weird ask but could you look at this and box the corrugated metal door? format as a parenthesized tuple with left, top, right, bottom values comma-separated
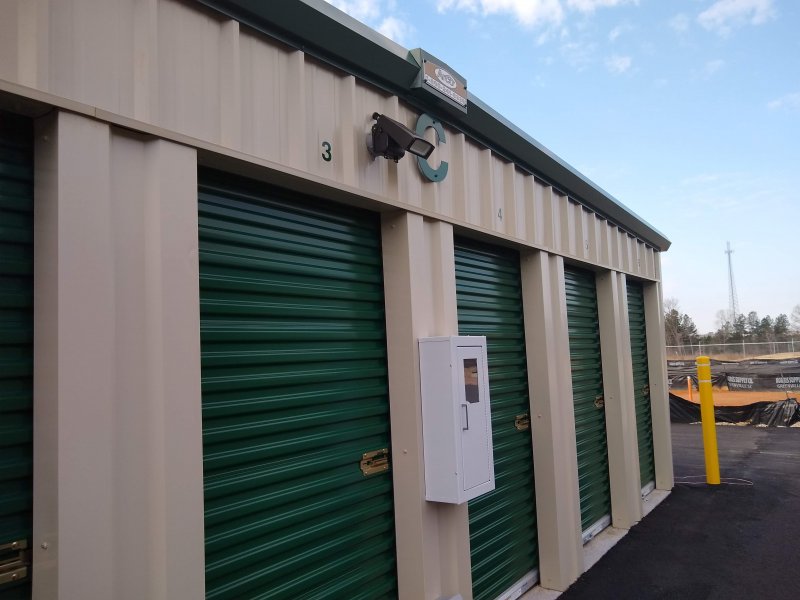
(564, 266, 611, 534)
(199, 171, 397, 600)
(0, 113, 34, 599)
(626, 281, 655, 489)
(455, 239, 538, 600)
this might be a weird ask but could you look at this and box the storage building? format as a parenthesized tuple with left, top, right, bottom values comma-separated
(0, 1, 673, 599)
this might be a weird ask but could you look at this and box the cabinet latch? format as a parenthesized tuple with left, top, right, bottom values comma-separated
(360, 448, 390, 476)
(0, 539, 30, 586)
(514, 412, 531, 431)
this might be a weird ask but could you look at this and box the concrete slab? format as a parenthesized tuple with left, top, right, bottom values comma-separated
(641, 488, 669, 517)
(520, 585, 562, 600)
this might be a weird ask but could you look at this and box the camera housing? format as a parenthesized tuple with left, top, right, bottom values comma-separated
(368, 112, 435, 162)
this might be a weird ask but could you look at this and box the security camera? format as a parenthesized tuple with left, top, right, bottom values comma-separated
(368, 112, 435, 162)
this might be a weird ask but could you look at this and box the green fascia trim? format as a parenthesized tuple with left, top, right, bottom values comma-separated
(194, 0, 671, 252)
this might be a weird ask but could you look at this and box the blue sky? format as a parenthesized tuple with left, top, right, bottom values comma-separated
(324, 0, 799, 333)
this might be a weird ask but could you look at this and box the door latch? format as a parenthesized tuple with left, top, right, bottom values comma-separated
(0, 539, 30, 586)
(594, 394, 605, 409)
(514, 412, 530, 431)
(360, 448, 390, 476)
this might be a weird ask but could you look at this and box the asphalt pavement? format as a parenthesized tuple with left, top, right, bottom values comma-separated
(559, 423, 800, 600)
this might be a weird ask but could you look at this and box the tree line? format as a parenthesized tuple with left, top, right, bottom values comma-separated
(664, 300, 800, 347)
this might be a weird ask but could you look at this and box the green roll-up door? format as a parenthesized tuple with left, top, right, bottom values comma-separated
(455, 239, 538, 600)
(564, 266, 611, 534)
(0, 113, 34, 600)
(627, 280, 655, 489)
(199, 171, 397, 600)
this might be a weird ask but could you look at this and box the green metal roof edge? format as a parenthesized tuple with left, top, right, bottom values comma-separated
(194, 0, 671, 251)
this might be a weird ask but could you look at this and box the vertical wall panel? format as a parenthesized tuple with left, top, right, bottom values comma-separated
(157, 0, 223, 143)
(532, 182, 545, 247)
(522, 175, 536, 244)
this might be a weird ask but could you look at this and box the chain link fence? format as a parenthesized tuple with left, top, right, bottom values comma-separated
(667, 340, 799, 360)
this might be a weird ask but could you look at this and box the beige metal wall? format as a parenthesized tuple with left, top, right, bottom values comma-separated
(0, 0, 660, 280)
(32, 111, 204, 600)
(0, 1, 674, 599)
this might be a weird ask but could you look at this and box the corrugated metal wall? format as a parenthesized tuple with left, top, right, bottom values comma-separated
(564, 266, 611, 533)
(455, 238, 538, 600)
(0, 0, 660, 280)
(199, 171, 397, 599)
(0, 112, 34, 599)
(627, 280, 655, 488)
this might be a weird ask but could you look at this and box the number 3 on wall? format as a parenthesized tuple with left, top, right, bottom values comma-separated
(321, 141, 332, 162)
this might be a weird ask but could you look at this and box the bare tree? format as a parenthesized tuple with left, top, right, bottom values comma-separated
(715, 309, 732, 342)
(663, 297, 682, 346)
(792, 304, 800, 334)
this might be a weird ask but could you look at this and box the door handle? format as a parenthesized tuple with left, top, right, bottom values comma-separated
(461, 404, 469, 430)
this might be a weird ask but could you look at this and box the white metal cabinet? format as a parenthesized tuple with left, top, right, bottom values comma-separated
(419, 336, 495, 504)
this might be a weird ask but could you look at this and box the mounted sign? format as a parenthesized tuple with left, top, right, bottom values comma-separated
(409, 49, 468, 114)
(415, 113, 448, 183)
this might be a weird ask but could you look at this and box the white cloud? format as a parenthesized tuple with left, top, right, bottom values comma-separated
(605, 54, 632, 74)
(377, 15, 413, 44)
(567, 0, 638, 13)
(436, 0, 565, 28)
(668, 13, 690, 33)
(677, 171, 784, 213)
(560, 40, 598, 70)
(698, 0, 776, 35)
(608, 22, 633, 42)
(680, 173, 723, 186)
(705, 59, 725, 75)
(767, 92, 800, 111)
(325, 0, 381, 21)
(324, 0, 413, 44)
(436, 0, 638, 28)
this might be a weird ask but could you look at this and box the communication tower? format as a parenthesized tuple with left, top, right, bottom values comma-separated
(726, 241, 739, 323)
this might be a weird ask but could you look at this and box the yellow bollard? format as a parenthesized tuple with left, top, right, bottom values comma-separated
(696, 356, 720, 485)
(687, 375, 693, 402)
